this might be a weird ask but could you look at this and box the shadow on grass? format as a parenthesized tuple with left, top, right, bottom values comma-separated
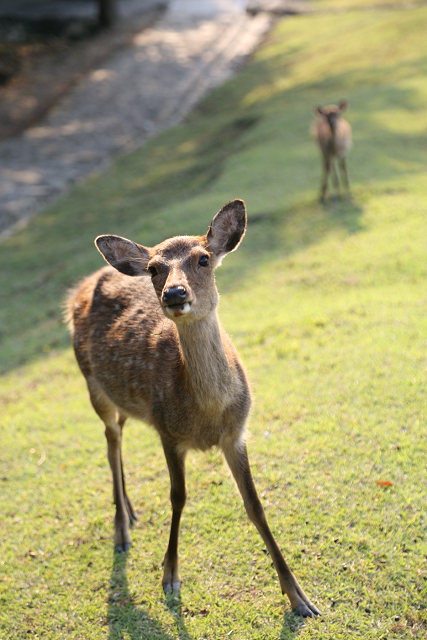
(240, 195, 364, 264)
(108, 552, 193, 640)
(320, 195, 364, 234)
(2, 28, 427, 375)
(164, 591, 193, 640)
(0, 179, 365, 377)
(279, 610, 308, 639)
(107, 552, 312, 640)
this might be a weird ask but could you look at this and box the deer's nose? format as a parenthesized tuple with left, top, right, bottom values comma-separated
(162, 285, 187, 306)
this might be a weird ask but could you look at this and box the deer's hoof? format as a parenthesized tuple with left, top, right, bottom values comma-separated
(293, 602, 321, 618)
(163, 581, 181, 595)
(115, 542, 131, 553)
(129, 514, 138, 526)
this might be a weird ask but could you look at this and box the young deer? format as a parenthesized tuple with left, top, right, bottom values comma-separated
(66, 199, 320, 617)
(313, 100, 352, 202)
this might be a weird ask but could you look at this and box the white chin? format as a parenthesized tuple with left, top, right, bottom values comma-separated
(165, 302, 192, 318)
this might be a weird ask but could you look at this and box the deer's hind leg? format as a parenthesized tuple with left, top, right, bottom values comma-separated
(118, 411, 137, 526)
(87, 376, 132, 552)
(331, 160, 339, 191)
(339, 157, 350, 194)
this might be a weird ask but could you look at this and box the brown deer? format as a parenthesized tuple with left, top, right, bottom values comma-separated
(313, 100, 352, 202)
(65, 199, 320, 617)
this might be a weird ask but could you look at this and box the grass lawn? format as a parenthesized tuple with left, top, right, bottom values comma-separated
(1, 1, 427, 638)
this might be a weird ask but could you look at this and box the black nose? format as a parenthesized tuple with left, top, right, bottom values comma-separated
(162, 286, 187, 306)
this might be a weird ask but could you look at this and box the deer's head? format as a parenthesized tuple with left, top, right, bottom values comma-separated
(95, 199, 247, 324)
(315, 100, 348, 133)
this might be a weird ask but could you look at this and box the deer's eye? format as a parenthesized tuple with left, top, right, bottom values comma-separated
(148, 266, 158, 277)
(198, 255, 209, 267)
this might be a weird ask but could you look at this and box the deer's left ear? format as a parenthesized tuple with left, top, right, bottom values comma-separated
(338, 99, 349, 112)
(315, 105, 324, 115)
(206, 199, 247, 263)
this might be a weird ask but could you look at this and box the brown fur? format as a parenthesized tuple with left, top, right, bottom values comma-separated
(313, 100, 352, 201)
(65, 199, 320, 617)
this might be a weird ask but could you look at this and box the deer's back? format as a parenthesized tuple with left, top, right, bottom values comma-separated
(314, 117, 352, 158)
(66, 267, 251, 449)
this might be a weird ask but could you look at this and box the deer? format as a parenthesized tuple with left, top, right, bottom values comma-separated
(313, 100, 352, 202)
(65, 199, 320, 618)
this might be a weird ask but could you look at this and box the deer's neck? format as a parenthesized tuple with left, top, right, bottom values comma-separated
(176, 311, 236, 410)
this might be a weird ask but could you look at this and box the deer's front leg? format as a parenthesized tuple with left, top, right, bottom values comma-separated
(222, 439, 320, 618)
(161, 440, 187, 594)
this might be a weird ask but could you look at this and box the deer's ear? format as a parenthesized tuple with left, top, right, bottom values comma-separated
(315, 105, 324, 115)
(206, 199, 247, 262)
(95, 235, 151, 276)
(338, 99, 349, 112)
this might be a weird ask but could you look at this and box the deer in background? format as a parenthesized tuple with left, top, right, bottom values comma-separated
(65, 199, 320, 617)
(313, 100, 352, 202)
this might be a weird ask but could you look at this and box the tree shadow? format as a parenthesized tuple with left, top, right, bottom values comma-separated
(226, 194, 365, 280)
(319, 194, 364, 235)
(108, 552, 192, 640)
(2, 38, 427, 375)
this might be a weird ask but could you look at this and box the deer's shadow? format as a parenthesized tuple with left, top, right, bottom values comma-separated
(107, 552, 309, 640)
(107, 552, 192, 640)
(279, 610, 313, 639)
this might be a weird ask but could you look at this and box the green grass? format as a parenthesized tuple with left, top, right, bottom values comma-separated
(312, 0, 427, 11)
(1, 2, 427, 638)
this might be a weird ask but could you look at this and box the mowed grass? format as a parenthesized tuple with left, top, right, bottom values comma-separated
(312, 0, 427, 11)
(1, 3, 427, 639)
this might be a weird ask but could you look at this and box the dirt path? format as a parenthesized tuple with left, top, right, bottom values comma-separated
(0, 0, 273, 239)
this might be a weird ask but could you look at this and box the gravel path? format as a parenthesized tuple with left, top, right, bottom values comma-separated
(0, 0, 273, 239)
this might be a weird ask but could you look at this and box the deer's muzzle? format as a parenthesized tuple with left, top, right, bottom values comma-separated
(162, 285, 192, 317)
(162, 285, 187, 306)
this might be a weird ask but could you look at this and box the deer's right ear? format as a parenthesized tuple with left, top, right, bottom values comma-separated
(206, 199, 247, 263)
(315, 105, 324, 115)
(95, 235, 151, 276)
